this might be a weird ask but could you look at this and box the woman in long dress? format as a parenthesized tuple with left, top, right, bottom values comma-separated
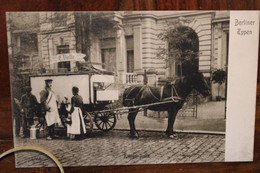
(67, 87, 86, 139)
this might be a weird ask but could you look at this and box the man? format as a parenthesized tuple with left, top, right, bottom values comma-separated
(20, 86, 39, 137)
(40, 79, 61, 140)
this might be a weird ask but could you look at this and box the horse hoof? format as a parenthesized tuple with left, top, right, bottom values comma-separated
(129, 135, 138, 139)
(129, 132, 139, 139)
(168, 134, 177, 139)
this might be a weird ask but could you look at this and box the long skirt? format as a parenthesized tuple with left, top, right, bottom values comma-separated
(67, 107, 86, 135)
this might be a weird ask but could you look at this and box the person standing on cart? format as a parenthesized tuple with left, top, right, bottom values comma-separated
(66, 86, 86, 140)
(40, 79, 61, 140)
(20, 86, 39, 138)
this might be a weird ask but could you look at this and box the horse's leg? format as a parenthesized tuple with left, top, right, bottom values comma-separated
(166, 107, 178, 138)
(127, 108, 135, 136)
(127, 108, 139, 138)
(132, 108, 139, 137)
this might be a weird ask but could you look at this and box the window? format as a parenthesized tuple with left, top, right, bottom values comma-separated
(101, 48, 116, 71)
(100, 38, 116, 71)
(57, 45, 70, 54)
(58, 61, 70, 72)
(127, 50, 134, 73)
(126, 36, 134, 73)
(18, 33, 38, 54)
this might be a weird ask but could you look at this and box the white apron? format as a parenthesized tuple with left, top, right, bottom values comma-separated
(45, 90, 61, 126)
(67, 107, 86, 135)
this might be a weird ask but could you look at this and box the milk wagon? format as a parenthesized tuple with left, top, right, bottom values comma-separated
(30, 53, 119, 135)
(30, 53, 185, 137)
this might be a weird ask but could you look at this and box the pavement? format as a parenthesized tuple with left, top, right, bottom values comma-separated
(114, 101, 226, 133)
(14, 130, 225, 167)
(13, 100, 226, 168)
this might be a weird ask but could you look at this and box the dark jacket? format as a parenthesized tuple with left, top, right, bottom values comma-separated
(69, 94, 84, 114)
(20, 93, 38, 118)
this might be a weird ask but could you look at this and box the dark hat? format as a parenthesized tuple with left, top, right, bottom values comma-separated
(24, 86, 32, 92)
(45, 79, 53, 83)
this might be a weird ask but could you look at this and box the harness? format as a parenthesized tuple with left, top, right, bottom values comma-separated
(160, 84, 182, 102)
(124, 84, 182, 106)
(124, 85, 147, 106)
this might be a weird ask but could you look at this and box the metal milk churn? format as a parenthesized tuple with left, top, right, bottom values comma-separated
(39, 125, 45, 138)
(30, 125, 37, 139)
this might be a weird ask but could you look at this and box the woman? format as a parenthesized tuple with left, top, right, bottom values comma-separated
(66, 87, 86, 139)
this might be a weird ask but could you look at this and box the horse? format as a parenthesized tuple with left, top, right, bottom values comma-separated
(122, 72, 211, 138)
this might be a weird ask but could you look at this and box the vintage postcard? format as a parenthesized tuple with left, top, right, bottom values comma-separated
(6, 11, 259, 167)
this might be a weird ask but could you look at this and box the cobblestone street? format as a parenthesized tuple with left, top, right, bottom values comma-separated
(14, 130, 225, 167)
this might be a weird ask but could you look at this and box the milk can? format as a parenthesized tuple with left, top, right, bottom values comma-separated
(39, 125, 45, 138)
(30, 125, 37, 139)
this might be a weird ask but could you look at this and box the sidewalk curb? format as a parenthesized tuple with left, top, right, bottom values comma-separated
(174, 129, 225, 135)
(113, 128, 225, 135)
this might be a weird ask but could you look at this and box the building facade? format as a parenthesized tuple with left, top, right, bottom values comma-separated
(8, 11, 229, 100)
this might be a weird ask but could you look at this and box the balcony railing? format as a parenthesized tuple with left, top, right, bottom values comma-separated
(125, 73, 137, 84)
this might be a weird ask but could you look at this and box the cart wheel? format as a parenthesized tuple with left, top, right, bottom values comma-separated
(94, 111, 117, 132)
(83, 112, 93, 135)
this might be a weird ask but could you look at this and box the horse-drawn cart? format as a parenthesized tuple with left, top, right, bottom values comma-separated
(30, 71, 120, 135)
(30, 71, 182, 136)
(28, 54, 210, 138)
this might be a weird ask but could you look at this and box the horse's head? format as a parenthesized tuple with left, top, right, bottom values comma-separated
(184, 72, 211, 97)
(171, 72, 210, 98)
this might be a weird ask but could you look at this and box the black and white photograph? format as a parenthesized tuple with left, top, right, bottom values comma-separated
(6, 11, 258, 167)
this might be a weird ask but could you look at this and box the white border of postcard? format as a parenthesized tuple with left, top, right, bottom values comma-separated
(225, 11, 259, 162)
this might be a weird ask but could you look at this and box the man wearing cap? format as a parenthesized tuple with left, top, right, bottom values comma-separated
(20, 86, 39, 138)
(40, 79, 61, 140)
